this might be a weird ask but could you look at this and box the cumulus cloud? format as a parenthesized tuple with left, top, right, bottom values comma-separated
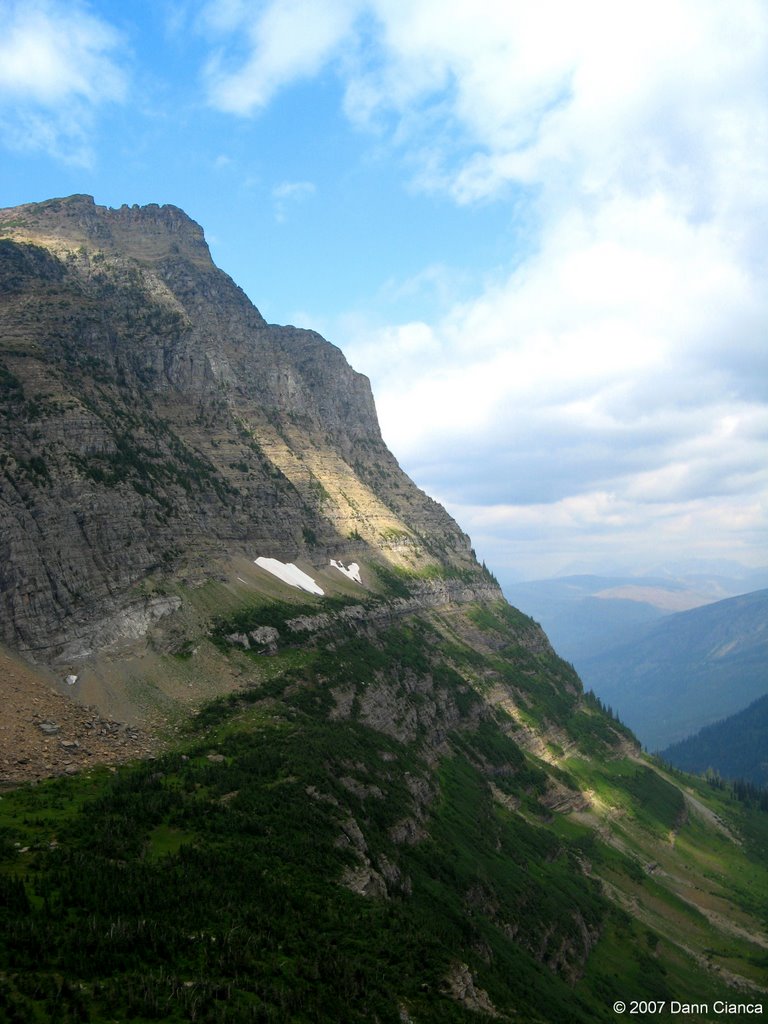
(0, 0, 127, 164)
(451, 484, 768, 580)
(202, 0, 360, 113)
(202, 0, 768, 576)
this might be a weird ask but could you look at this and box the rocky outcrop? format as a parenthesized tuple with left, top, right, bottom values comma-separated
(0, 196, 486, 660)
(283, 580, 502, 640)
(442, 963, 500, 1017)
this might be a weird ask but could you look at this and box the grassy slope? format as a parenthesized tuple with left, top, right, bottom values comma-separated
(1, 595, 766, 1023)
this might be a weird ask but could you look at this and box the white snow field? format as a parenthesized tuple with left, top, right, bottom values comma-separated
(330, 559, 363, 584)
(254, 557, 324, 595)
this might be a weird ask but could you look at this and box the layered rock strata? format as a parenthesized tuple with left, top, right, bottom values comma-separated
(0, 196, 485, 659)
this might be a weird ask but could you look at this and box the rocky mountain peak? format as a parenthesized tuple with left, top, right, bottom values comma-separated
(0, 195, 482, 665)
(0, 194, 212, 266)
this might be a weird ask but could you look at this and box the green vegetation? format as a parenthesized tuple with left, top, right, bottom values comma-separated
(70, 425, 233, 505)
(0, 364, 24, 402)
(661, 692, 768, 789)
(209, 594, 364, 651)
(566, 758, 684, 837)
(0, 610, 763, 1022)
(467, 599, 539, 635)
(369, 559, 484, 600)
(306, 474, 329, 508)
(0, 712, 617, 1021)
(370, 561, 415, 598)
(0, 218, 31, 233)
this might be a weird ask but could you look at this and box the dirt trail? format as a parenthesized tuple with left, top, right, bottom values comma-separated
(681, 789, 742, 844)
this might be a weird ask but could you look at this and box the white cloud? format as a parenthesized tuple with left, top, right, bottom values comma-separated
(199, 0, 253, 35)
(352, 0, 768, 216)
(0, 1, 127, 164)
(201, 0, 768, 576)
(272, 180, 316, 201)
(203, 0, 360, 113)
(0, 4, 125, 106)
(450, 483, 768, 581)
(271, 179, 316, 221)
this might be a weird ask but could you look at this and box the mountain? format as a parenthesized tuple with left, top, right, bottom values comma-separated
(661, 692, 768, 787)
(499, 569, 762, 666)
(501, 574, 686, 664)
(1, 196, 767, 1022)
(0, 195, 483, 667)
(499, 569, 733, 663)
(576, 589, 768, 751)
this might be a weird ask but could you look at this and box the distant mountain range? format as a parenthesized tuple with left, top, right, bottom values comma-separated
(503, 572, 768, 754)
(501, 571, 732, 665)
(572, 588, 768, 751)
(661, 692, 768, 787)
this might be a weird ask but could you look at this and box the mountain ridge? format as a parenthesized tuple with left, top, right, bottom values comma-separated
(661, 691, 768, 787)
(1, 196, 767, 1022)
(577, 588, 768, 750)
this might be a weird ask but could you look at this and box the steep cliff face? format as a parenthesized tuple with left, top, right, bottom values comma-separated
(0, 195, 481, 660)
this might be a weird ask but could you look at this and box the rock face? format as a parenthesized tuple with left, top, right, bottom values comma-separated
(0, 195, 483, 660)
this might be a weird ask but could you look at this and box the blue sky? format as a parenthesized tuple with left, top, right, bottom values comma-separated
(2, 0, 767, 582)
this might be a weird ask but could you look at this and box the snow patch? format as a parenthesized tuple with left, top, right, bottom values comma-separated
(330, 559, 363, 585)
(255, 557, 324, 596)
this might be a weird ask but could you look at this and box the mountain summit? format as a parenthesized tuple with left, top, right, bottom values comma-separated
(0, 195, 483, 668)
(1, 197, 767, 1022)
